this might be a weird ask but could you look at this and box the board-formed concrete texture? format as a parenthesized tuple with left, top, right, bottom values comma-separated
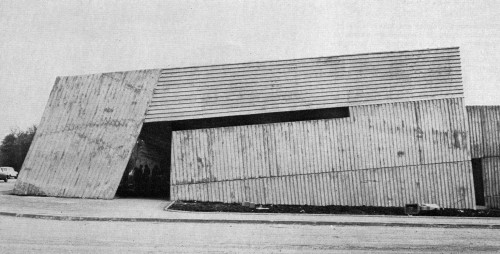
(13, 70, 161, 199)
(467, 106, 500, 208)
(171, 98, 475, 208)
(146, 47, 463, 122)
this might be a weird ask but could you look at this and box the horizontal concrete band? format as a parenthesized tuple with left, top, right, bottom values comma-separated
(148, 47, 462, 122)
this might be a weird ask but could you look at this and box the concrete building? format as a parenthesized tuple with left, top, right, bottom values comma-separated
(13, 47, 490, 209)
(467, 106, 500, 208)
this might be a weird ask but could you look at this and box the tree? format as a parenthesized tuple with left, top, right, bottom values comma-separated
(0, 125, 37, 172)
(0, 132, 17, 168)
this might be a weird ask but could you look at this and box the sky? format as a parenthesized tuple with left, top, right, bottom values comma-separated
(1, 0, 500, 138)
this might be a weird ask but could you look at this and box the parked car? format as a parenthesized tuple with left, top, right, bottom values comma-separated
(0, 171, 7, 182)
(0, 167, 18, 179)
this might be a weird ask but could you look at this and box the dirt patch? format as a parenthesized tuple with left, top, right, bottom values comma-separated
(169, 200, 500, 217)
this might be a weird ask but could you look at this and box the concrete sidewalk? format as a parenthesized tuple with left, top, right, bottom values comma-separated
(1, 192, 500, 228)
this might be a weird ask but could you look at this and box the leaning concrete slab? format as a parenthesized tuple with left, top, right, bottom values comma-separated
(13, 70, 161, 199)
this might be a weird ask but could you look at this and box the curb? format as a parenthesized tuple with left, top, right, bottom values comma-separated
(1, 211, 499, 229)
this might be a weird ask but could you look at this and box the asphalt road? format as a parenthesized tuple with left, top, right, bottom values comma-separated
(2, 178, 500, 253)
(0, 177, 15, 193)
(1, 216, 500, 253)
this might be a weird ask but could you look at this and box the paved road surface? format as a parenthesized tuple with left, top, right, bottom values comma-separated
(2, 216, 499, 253)
(0, 178, 15, 193)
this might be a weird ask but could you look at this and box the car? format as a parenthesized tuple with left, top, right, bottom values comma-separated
(0, 167, 18, 179)
(0, 171, 7, 182)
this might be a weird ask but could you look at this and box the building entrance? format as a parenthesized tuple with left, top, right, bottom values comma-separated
(116, 122, 172, 199)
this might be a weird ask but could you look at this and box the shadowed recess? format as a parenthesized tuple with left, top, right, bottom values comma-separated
(168, 107, 349, 131)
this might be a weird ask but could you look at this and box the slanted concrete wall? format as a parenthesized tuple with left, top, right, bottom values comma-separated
(13, 70, 161, 199)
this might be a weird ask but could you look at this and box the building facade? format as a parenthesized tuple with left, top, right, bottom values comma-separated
(14, 47, 483, 209)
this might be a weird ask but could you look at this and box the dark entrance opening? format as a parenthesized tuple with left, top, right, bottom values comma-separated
(471, 158, 485, 206)
(116, 122, 172, 199)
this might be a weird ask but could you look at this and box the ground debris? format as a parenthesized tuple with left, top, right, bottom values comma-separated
(169, 200, 500, 217)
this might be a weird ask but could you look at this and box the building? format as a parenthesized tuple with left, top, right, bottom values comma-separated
(13, 47, 485, 209)
(467, 106, 500, 208)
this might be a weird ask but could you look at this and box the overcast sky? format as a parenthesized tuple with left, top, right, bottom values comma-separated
(1, 0, 499, 138)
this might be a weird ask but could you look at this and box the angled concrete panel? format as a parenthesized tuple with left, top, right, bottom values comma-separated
(13, 69, 160, 199)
